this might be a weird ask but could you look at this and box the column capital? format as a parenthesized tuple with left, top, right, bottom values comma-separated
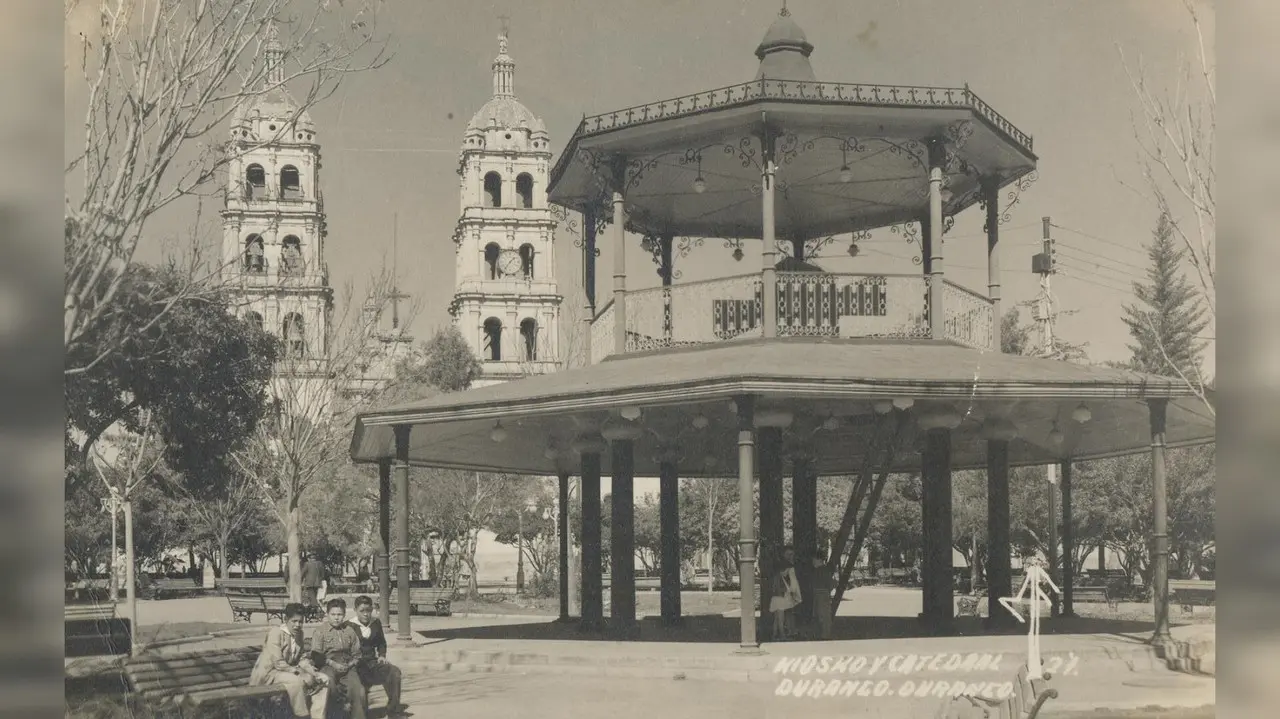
(608, 154, 629, 196)
(734, 395, 756, 430)
(926, 137, 950, 168)
(392, 424, 411, 458)
(1147, 398, 1169, 438)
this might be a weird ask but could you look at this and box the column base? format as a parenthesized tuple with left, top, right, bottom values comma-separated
(660, 615, 685, 627)
(608, 619, 640, 640)
(577, 618, 605, 633)
(734, 645, 766, 656)
(983, 615, 1019, 632)
(553, 615, 579, 624)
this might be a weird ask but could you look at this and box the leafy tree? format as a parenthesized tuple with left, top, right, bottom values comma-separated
(951, 470, 988, 588)
(1001, 307, 1036, 356)
(868, 475, 923, 573)
(65, 263, 278, 493)
(633, 495, 663, 573)
(391, 324, 483, 395)
(487, 478, 560, 594)
(65, 468, 111, 578)
(1078, 446, 1215, 584)
(1009, 463, 1114, 575)
(1121, 212, 1212, 404)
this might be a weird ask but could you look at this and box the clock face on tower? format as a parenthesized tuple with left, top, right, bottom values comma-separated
(497, 249, 523, 277)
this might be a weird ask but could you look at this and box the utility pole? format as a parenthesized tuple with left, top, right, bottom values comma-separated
(1033, 217, 1061, 617)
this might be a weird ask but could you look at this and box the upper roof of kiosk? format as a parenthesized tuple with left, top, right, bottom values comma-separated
(546, 9, 1037, 239)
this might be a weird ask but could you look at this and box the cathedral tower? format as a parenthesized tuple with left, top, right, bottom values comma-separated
(222, 23, 334, 410)
(450, 29, 562, 387)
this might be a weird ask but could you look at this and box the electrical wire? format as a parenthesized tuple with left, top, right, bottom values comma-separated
(1049, 222, 1150, 259)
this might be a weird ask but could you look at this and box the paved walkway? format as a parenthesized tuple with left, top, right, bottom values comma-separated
(68, 591, 1215, 717)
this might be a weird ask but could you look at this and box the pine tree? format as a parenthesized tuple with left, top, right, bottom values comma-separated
(1121, 213, 1210, 382)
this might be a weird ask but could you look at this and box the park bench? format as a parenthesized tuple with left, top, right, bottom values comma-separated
(935, 664, 1058, 719)
(1072, 584, 1118, 611)
(216, 578, 289, 594)
(65, 603, 132, 658)
(1169, 579, 1215, 614)
(146, 577, 202, 600)
(326, 581, 369, 595)
(384, 586, 455, 616)
(956, 591, 985, 618)
(123, 645, 293, 719)
(226, 592, 322, 623)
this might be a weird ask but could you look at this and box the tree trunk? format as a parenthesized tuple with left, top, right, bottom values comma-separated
(219, 536, 230, 581)
(286, 493, 302, 602)
(970, 532, 981, 591)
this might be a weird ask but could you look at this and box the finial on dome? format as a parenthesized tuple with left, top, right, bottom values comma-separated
(492, 16, 515, 98)
(754, 5, 816, 82)
(264, 20, 285, 86)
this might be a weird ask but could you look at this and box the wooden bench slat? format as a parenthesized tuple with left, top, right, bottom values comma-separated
(186, 684, 285, 705)
(125, 645, 290, 714)
(130, 661, 257, 683)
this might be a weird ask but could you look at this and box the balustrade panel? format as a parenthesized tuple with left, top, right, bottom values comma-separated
(941, 280, 995, 351)
(590, 301, 616, 364)
(589, 273, 988, 362)
(775, 273, 930, 340)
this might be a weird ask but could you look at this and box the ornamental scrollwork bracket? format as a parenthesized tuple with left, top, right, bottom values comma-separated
(889, 221, 924, 266)
(979, 170, 1040, 232)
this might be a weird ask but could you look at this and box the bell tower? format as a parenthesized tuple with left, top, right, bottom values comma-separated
(450, 26, 562, 387)
(222, 22, 334, 412)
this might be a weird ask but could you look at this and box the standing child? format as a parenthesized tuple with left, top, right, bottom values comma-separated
(770, 546, 802, 641)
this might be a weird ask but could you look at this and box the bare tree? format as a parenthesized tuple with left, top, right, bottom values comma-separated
(232, 268, 404, 600)
(1117, 2, 1215, 314)
(182, 466, 271, 581)
(65, 0, 390, 372)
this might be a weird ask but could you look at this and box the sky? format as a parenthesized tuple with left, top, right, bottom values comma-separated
(70, 0, 1217, 378)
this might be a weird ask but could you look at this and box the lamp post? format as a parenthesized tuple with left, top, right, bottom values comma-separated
(100, 491, 120, 601)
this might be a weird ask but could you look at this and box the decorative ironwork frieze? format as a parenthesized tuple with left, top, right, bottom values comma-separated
(572, 79, 1034, 152)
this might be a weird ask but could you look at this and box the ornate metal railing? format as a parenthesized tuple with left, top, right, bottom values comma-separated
(942, 280, 995, 351)
(555, 79, 1033, 182)
(588, 273, 994, 362)
(590, 299, 616, 365)
(774, 272, 931, 341)
(624, 274, 764, 353)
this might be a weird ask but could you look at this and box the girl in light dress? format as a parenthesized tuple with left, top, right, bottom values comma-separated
(770, 546, 803, 641)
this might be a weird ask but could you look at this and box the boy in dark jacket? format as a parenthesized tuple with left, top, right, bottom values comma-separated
(349, 595, 405, 717)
